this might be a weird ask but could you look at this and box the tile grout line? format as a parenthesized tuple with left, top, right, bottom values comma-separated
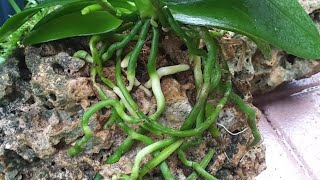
(260, 112, 316, 180)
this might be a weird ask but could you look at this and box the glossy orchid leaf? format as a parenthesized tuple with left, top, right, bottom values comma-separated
(163, 0, 320, 59)
(32, 2, 95, 29)
(0, 0, 92, 42)
(24, 11, 122, 44)
(0, 9, 38, 41)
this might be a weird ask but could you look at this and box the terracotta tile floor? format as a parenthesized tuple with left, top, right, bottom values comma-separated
(255, 73, 320, 180)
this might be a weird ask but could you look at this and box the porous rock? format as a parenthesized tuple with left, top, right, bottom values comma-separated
(0, 46, 265, 179)
(0, 45, 114, 179)
(299, 0, 320, 14)
(220, 34, 320, 95)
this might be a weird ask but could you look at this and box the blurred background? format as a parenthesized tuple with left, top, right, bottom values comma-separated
(1, 0, 24, 25)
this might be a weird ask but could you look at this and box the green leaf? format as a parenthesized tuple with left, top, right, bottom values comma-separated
(35, 0, 94, 8)
(24, 11, 123, 44)
(163, 0, 320, 59)
(33, 1, 95, 29)
(0, 9, 38, 42)
(0, 0, 92, 42)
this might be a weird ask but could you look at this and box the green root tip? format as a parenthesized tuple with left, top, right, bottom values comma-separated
(209, 129, 221, 138)
(247, 129, 262, 149)
(67, 148, 79, 156)
(81, 8, 89, 15)
(106, 155, 121, 164)
(93, 173, 103, 180)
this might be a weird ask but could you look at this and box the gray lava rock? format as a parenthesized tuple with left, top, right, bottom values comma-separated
(220, 34, 320, 95)
(299, 0, 320, 14)
(0, 45, 114, 180)
(0, 45, 265, 180)
(0, 60, 18, 102)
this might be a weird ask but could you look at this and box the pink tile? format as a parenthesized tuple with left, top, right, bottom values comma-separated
(256, 117, 306, 180)
(256, 73, 320, 179)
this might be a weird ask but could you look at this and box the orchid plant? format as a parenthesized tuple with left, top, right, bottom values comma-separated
(1, 0, 320, 179)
